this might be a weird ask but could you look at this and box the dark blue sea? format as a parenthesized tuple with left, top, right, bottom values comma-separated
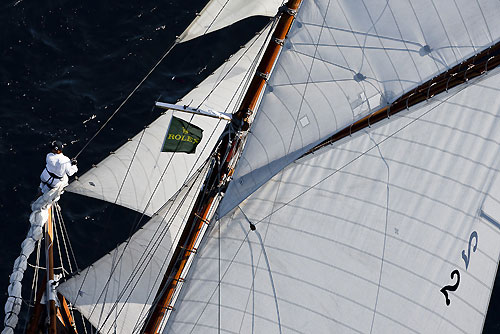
(0, 1, 499, 333)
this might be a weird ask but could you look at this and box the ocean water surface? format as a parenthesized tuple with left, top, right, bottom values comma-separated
(0, 0, 499, 333)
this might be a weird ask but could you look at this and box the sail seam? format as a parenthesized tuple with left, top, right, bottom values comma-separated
(367, 132, 390, 334)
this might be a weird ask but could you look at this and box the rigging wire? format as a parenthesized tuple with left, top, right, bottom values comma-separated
(144, 189, 223, 334)
(55, 204, 75, 273)
(72, 4, 262, 314)
(53, 206, 68, 277)
(84, 22, 272, 333)
(101, 158, 211, 334)
(73, 40, 179, 160)
(92, 163, 203, 330)
(59, 205, 79, 272)
(88, 116, 201, 328)
(94, 25, 271, 325)
(81, 312, 89, 334)
(69, 8, 276, 334)
(125, 18, 279, 334)
(94, 99, 160, 328)
(86, 103, 217, 330)
(130, 168, 210, 334)
(127, 23, 279, 333)
(21, 239, 42, 333)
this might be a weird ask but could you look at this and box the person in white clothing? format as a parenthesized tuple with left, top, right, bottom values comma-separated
(39, 140, 78, 194)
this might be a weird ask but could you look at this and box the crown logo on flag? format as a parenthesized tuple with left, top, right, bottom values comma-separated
(182, 127, 189, 134)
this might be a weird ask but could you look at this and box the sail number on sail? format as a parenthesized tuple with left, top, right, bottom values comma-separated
(440, 230, 478, 306)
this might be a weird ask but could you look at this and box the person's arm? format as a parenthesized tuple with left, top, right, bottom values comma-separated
(66, 163, 78, 176)
(61, 155, 78, 176)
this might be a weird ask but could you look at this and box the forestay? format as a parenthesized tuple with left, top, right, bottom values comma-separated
(178, 0, 284, 42)
(58, 163, 208, 334)
(165, 67, 500, 333)
(67, 24, 272, 216)
(220, 0, 500, 215)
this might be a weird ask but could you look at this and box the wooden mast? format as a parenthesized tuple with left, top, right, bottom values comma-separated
(27, 203, 77, 334)
(142, 1, 303, 333)
(46, 206, 57, 334)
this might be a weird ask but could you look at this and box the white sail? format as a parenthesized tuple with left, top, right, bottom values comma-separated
(164, 66, 500, 333)
(178, 0, 283, 43)
(220, 0, 500, 215)
(58, 163, 208, 334)
(67, 24, 273, 216)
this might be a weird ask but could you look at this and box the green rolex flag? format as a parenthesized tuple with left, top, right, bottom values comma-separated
(161, 116, 203, 153)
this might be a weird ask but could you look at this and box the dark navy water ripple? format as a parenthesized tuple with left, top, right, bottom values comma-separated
(1, 0, 499, 333)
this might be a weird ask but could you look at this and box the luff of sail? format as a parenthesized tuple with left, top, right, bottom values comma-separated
(219, 0, 500, 216)
(165, 65, 500, 333)
(67, 23, 273, 217)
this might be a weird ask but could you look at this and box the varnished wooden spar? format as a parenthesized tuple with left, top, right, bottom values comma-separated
(59, 293, 78, 334)
(26, 278, 46, 334)
(306, 42, 500, 155)
(142, 1, 303, 333)
(237, 0, 302, 116)
(47, 206, 57, 334)
(27, 205, 77, 334)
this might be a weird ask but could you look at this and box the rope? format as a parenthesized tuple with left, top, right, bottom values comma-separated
(88, 104, 221, 331)
(53, 209, 66, 277)
(73, 9, 275, 333)
(129, 165, 210, 334)
(99, 162, 209, 334)
(73, 10, 257, 316)
(73, 41, 179, 159)
(22, 239, 42, 333)
(57, 204, 79, 272)
(122, 20, 278, 334)
(81, 311, 89, 334)
(94, 98, 159, 328)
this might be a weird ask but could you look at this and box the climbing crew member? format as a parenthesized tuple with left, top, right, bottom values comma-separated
(39, 140, 78, 194)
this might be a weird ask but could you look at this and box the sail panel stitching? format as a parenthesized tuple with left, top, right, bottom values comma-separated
(180, 79, 472, 332)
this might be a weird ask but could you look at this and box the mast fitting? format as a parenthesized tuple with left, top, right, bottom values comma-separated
(273, 37, 285, 46)
(256, 71, 270, 80)
(279, 5, 297, 16)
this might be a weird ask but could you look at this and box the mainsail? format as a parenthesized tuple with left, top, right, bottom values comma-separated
(22, 0, 500, 333)
(165, 66, 500, 333)
(219, 0, 500, 215)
